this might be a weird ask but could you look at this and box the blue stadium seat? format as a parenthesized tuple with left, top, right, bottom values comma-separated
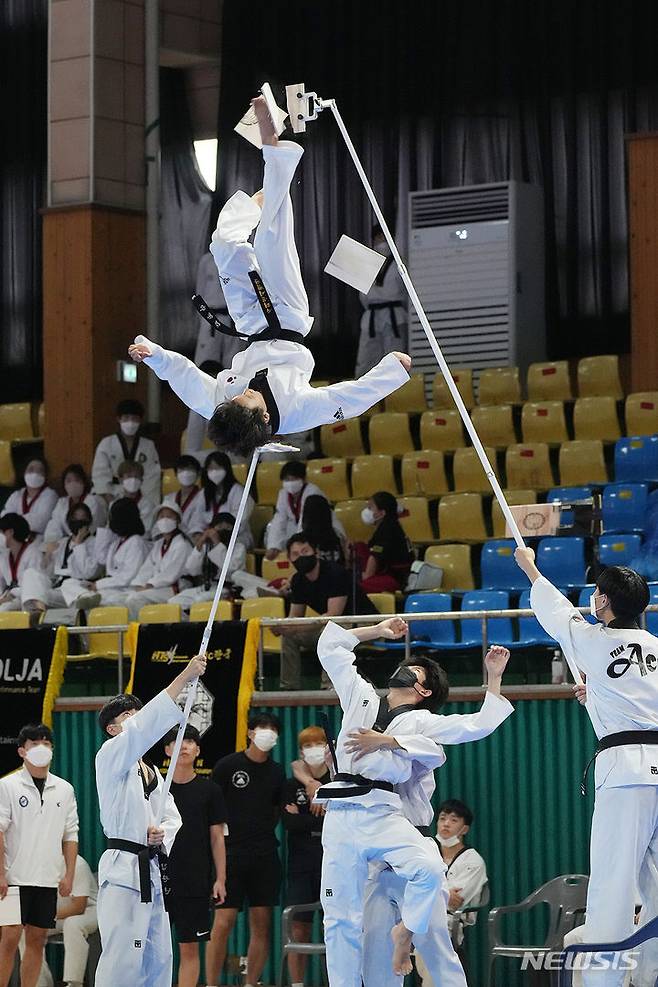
(602, 483, 648, 534)
(459, 591, 515, 648)
(598, 533, 642, 568)
(517, 588, 560, 644)
(481, 540, 528, 591)
(380, 592, 456, 651)
(536, 537, 587, 588)
(547, 486, 593, 527)
(577, 585, 598, 625)
(615, 435, 658, 483)
(645, 584, 658, 636)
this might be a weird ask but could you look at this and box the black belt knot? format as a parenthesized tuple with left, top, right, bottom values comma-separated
(106, 838, 171, 909)
(318, 772, 396, 799)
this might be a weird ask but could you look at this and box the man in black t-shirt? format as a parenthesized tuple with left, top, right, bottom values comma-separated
(163, 724, 227, 987)
(277, 532, 376, 690)
(206, 713, 284, 987)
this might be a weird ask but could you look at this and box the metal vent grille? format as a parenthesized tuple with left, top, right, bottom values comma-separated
(410, 183, 511, 227)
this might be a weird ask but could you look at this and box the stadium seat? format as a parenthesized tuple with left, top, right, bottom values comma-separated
(521, 402, 569, 444)
(369, 413, 415, 455)
(401, 450, 449, 497)
(367, 592, 397, 614)
(573, 396, 621, 442)
(471, 405, 516, 448)
(80, 606, 130, 659)
(161, 468, 178, 497)
(625, 392, 658, 437)
(602, 483, 648, 533)
(577, 354, 623, 399)
(379, 592, 457, 651)
(261, 552, 293, 583)
(240, 597, 285, 652)
(320, 418, 365, 458)
(433, 369, 475, 410)
(598, 533, 642, 568)
(547, 485, 593, 527)
(385, 373, 427, 413)
(189, 600, 233, 622)
(559, 440, 608, 486)
(250, 504, 274, 547)
(232, 462, 248, 485)
(646, 584, 658, 636)
(481, 540, 527, 591)
(536, 537, 587, 588)
(453, 446, 499, 493)
(505, 443, 554, 490)
(351, 454, 396, 498)
(138, 604, 181, 624)
(576, 586, 598, 625)
(438, 493, 487, 543)
(420, 409, 466, 452)
(334, 499, 372, 542)
(36, 402, 45, 437)
(424, 544, 475, 590)
(0, 403, 34, 441)
(306, 458, 351, 501)
(0, 440, 15, 486)
(459, 591, 515, 648)
(0, 612, 32, 629)
(478, 367, 521, 406)
(397, 496, 435, 541)
(518, 589, 559, 644)
(255, 460, 286, 505)
(527, 361, 573, 401)
(491, 490, 537, 538)
(614, 435, 658, 483)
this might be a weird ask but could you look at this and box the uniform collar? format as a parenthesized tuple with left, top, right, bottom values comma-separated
(20, 765, 55, 788)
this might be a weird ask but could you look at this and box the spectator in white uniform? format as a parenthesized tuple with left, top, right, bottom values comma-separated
(92, 399, 161, 504)
(355, 224, 407, 376)
(0, 513, 42, 612)
(111, 460, 157, 537)
(198, 451, 254, 547)
(21, 503, 102, 613)
(124, 504, 190, 620)
(43, 464, 106, 545)
(264, 461, 326, 560)
(170, 512, 246, 613)
(161, 456, 205, 540)
(1, 458, 58, 537)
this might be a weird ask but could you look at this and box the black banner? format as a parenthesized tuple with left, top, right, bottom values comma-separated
(127, 620, 258, 776)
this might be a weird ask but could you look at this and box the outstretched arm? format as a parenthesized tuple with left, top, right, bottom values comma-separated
(129, 336, 225, 419)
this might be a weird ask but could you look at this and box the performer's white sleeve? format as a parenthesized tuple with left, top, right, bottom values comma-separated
(317, 621, 376, 710)
(135, 336, 227, 419)
(530, 576, 600, 676)
(96, 690, 185, 781)
(422, 691, 514, 745)
(159, 779, 182, 854)
(387, 733, 446, 770)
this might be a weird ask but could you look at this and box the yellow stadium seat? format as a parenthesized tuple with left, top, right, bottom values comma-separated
(471, 405, 516, 448)
(310, 379, 331, 388)
(85, 606, 130, 658)
(521, 401, 569, 444)
(35, 403, 45, 437)
(478, 367, 521, 406)
(240, 596, 285, 652)
(256, 460, 285, 505)
(453, 446, 499, 493)
(0, 612, 32, 629)
(369, 412, 414, 455)
(559, 440, 608, 485)
(491, 489, 537, 538)
(573, 396, 621, 442)
(351, 455, 397, 498)
(334, 500, 371, 542)
(189, 600, 233, 622)
(401, 450, 449, 497)
(420, 410, 466, 452)
(577, 355, 623, 399)
(245, 552, 256, 574)
(306, 458, 351, 501)
(232, 462, 248, 485)
(438, 493, 487, 542)
(505, 443, 554, 490)
(161, 468, 178, 497)
(320, 419, 365, 458)
(397, 496, 434, 541)
(433, 369, 475, 410)
(367, 592, 397, 614)
(179, 428, 214, 453)
(138, 603, 182, 624)
(385, 374, 427, 413)
(0, 440, 15, 487)
(527, 361, 573, 401)
(424, 544, 474, 590)
(625, 392, 658, 437)
(0, 403, 33, 441)
(250, 504, 274, 547)
(261, 552, 293, 583)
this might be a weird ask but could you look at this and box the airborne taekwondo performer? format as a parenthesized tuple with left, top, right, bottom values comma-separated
(128, 95, 411, 457)
(94, 653, 207, 987)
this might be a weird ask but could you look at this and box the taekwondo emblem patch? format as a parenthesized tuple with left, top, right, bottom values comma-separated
(333, 407, 344, 421)
(232, 770, 250, 789)
(18, 795, 28, 808)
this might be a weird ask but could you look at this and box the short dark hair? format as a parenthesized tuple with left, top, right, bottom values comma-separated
(0, 513, 30, 543)
(597, 565, 650, 621)
(404, 655, 449, 712)
(17, 723, 53, 747)
(66, 502, 93, 527)
(61, 463, 88, 487)
(108, 498, 145, 538)
(163, 724, 201, 747)
(372, 491, 399, 518)
(286, 531, 317, 554)
(207, 402, 272, 457)
(213, 512, 235, 528)
(247, 712, 281, 733)
(116, 399, 144, 418)
(175, 455, 200, 473)
(437, 798, 474, 827)
(98, 694, 143, 734)
(280, 460, 306, 481)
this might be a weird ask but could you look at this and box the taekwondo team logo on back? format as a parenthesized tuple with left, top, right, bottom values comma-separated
(232, 770, 250, 789)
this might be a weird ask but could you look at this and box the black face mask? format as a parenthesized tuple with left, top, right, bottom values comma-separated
(388, 665, 421, 690)
(217, 529, 232, 546)
(293, 554, 317, 575)
(69, 519, 88, 535)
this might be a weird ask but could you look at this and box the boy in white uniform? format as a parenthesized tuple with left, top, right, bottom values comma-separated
(128, 96, 411, 458)
(92, 399, 161, 504)
(515, 549, 658, 987)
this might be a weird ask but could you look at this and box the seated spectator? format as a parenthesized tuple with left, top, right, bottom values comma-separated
(360, 491, 414, 593)
(43, 463, 107, 545)
(299, 495, 347, 565)
(21, 503, 102, 613)
(264, 462, 326, 560)
(170, 512, 246, 613)
(112, 460, 157, 537)
(162, 455, 205, 540)
(124, 504, 190, 620)
(1, 458, 58, 537)
(91, 398, 161, 503)
(0, 513, 42, 612)
(276, 533, 376, 690)
(199, 451, 254, 547)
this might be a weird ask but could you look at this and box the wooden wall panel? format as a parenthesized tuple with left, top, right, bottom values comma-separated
(628, 134, 658, 393)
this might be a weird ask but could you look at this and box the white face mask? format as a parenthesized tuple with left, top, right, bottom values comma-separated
(120, 419, 140, 436)
(207, 468, 226, 486)
(302, 745, 327, 767)
(252, 728, 278, 752)
(25, 472, 45, 489)
(0, 532, 6, 550)
(283, 478, 304, 495)
(64, 479, 85, 499)
(361, 507, 376, 525)
(122, 477, 142, 494)
(24, 744, 53, 768)
(437, 833, 462, 848)
(590, 593, 603, 620)
(156, 517, 178, 536)
(177, 470, 198, 488)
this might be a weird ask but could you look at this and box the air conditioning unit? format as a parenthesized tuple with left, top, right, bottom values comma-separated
(408, 182, 545, 397)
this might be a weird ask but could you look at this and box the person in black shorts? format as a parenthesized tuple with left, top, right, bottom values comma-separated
(206, 713, 284, 987)
(163, 724, 227, 987)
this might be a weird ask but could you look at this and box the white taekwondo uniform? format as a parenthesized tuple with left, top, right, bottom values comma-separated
(531, 575, 658, 987)
(356, 248, 407, 376)
(196, 481, 254, 547)
(0, 539, 42, 611)
(43, 492, 107, 543)
(92, 433, 161, 504)
(124, 532, 190, 620)
(362, 695, 509, 987)
(20, 534, 101, 609)
(162, 488, 205, 538)
(135, 141, 409, 442)
(265, 481, 327, 553)
(60, 528, 148, 608)
(94, 690, 184, 987)
(2, 486, 59, 536)
(169, 538, 247, 610)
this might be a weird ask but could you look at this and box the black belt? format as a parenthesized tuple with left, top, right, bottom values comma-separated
(318, 772, 396, 799)
(367, 300, 404, 339)
(581, 730, 658, 796)
(193, 287, 305, 347)
(107, 838, 171, 908)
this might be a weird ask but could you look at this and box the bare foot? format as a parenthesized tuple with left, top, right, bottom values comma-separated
(391, 921, 413, 976)
(251, 189, 264, 210)
(251, 95, 278, 146)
